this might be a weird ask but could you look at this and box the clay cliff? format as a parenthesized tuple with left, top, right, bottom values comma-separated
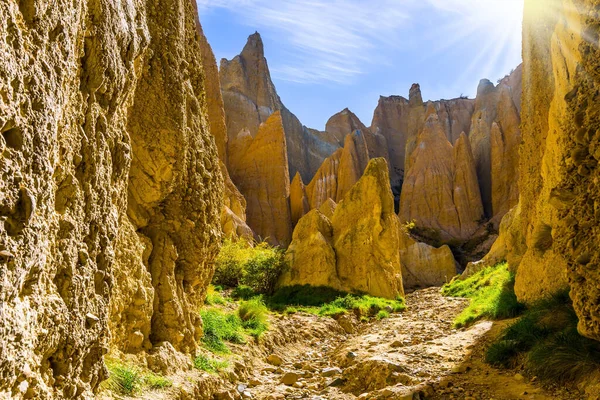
(220, 32, 339, 184)
(399, 113, 484, 241)
(0, 1, 223, 398)
(281, 158, 404, 299)
(372, 86, 475, 192)
(495, 0, 600, 341)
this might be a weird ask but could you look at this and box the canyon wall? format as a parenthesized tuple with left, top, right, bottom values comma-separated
(0, 1, 223, 398)
(511, 0, 600, 340)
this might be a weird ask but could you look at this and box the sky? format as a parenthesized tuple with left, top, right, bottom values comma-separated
(198, 0, 524, 130)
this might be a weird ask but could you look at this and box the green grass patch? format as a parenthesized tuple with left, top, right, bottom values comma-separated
(268, 285, 405, 320)
(485, 289, 600, 385)
(144, 372, 173, 389)
(200, 308, 245, 353)
(105, 363, 143, 395)
(104, 361, 171, 395)
(442, 262, 525, 328)
(205, 285, 228, 305)
(238, 298, 269, 339)
(193, 354, 229, 374)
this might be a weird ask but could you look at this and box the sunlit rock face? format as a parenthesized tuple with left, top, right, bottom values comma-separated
(469, 74, 522, 223)
(229, 111, 293, 246)
(399, 229, 458, 290)
(282, 158, 404, 299)
(0, 0, 223, 397)
(372, 87, 475, 192)
(220, 33, 339, 244)
(512, 0, 600, 341)
(399, 114, 484, 242)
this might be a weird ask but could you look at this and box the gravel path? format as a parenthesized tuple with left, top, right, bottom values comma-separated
(245, 288, 574, 400)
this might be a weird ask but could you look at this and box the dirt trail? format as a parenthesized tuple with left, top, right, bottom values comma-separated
(246, 288, 577, 400)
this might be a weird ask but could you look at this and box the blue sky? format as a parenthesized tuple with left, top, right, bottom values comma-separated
(198, 0, 524, 130)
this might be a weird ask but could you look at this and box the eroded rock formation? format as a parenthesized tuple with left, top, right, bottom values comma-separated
(228, 111, 292, 246)
(220, 32, 339, 183)
(399, 231, 458, 289)
(281, 158, 404, 299)
(399, 114, 484, 241)
(505, 0, 599, 341)
(0, 1, 223, 398)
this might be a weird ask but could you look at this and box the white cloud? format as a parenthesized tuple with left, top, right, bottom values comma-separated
(198, 0, 523, 85)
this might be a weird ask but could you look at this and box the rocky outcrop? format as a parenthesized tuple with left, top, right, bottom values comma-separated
(281, 158, 404, 299)
(399, 231, 458, 289)
(0, 1, 223, 398)
(468, 75, 521, 222)
(461, 204, 526, 279)
(399, 114, 483, 241)
(220, 32, 339, 183)
(221, 163, 254, 240)
(318, 198, 337, 219)
(506, 0, 599, 341)
(372, 87, 474, 191)
(290, 172, 310, 226)
(229, 111, 292, 246)
(326, 108, 389, 162)
(304, 130, 369, 210)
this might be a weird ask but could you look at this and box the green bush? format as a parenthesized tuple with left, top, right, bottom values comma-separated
(485, 289, 600, 385)
(240, 244, 286, 294)
(442, 262, 525, 328)
(238, 298, 269, 339)
(200, 308, 245, 353)
(269, 285, 347, 309)
(213, 240, 286, 294)
(193, 354, 229, 374)
(213, 240, 250, 287)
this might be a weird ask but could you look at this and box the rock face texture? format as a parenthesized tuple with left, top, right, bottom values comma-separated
(281, 158, 404, 299)
(399, 231, 457, 289)
(229, 112, 292, 246)
(399, 114, 484, 241)
(371, 88, 475, 191)
(0, 1, 222, 398)
(326, 108, 389, 162)
(468, 75, 522, 222)
(508, 0, 600, 340)
(220, 32, 338, 184)
(290, 172, 310, 226)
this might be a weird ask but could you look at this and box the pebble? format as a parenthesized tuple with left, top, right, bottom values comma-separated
(281, 372, 299, 386)
(267, 354, 283, 366)
(321, 367, 342, 377)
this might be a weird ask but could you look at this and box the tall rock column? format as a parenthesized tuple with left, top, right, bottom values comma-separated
(517, 0, 600, 341)
(229, 112, 293, 246)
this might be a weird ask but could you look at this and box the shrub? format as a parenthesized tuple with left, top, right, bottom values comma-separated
(377, 310, 390, 320)
(213, 239, 250, 287)
(200, 308, 245, 353)
(193, 354, 229, 374)
(232, 285, 258, 300)
(213, 240, 286, 294)
(240, 243, 286, 294)
(269, 285, 347, 309)
(238, 298, 269, 339)
(205, 285, 227, 305)
(442, 262, 525, 328)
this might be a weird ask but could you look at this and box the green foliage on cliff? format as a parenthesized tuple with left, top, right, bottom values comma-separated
(486, 289, 600, 385)
(442, 262, 524, 328)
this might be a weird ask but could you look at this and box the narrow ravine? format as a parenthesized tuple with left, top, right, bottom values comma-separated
(242, 289, 575, 400)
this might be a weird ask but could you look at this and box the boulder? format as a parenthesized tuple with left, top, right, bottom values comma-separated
(318, 198, 337, 219)
(399, 231, 458, 289)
